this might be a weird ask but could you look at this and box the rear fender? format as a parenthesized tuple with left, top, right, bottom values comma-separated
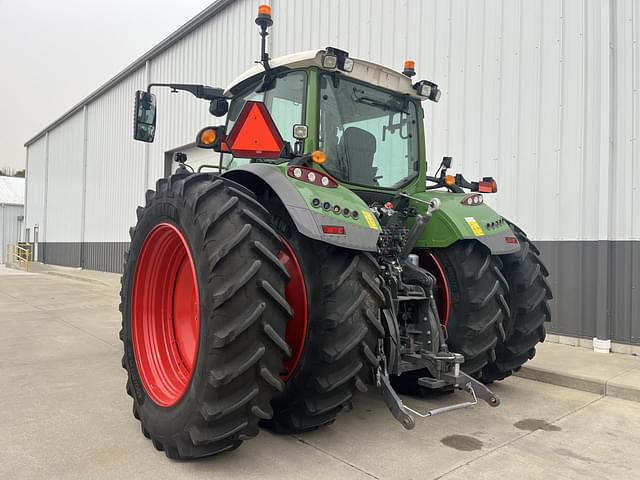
(222, 163, 380, 251)
(411, 191, 520, 255)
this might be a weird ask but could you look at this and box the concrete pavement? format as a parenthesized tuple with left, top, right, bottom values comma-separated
(1, 266, 639, 479)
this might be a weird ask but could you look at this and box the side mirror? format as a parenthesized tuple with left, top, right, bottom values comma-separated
(133, 90, 157, 142)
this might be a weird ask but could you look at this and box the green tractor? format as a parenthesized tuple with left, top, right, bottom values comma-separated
(121, 5, 552, 459)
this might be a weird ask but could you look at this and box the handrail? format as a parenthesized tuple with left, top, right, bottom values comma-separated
(6, 243, 33, 271)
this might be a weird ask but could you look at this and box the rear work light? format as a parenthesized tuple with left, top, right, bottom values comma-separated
(288, 166, 338, 188)
(322, 225, 346, 235)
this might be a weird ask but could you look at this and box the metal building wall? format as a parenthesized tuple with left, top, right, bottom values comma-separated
(42, 110, 85, 266)
(23, 0, 639, 344)
(82, 68, 148, 270)
(24, 135, 47, 254)
(0, 204, 24, 264)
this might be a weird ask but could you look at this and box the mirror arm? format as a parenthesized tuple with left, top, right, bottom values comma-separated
(147, 83, 226, 101)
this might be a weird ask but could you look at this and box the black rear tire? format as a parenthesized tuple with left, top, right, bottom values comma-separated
(432, 241, 510, 376)
(264, 211, 385, 433)
(120, 173, 291, 459)
(482, 223, 552, 382)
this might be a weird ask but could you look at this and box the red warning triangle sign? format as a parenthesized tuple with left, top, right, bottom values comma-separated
(225, 101, 284, 159)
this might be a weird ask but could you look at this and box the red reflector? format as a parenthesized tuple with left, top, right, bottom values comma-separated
(322, 225, 346, 235)
(478, 182, 493, 193)
(225, 101, 284, 159)
(505, 236, 518, 244)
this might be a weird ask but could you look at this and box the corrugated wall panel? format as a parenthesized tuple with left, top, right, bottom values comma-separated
(147, 0, 260, 184)
(270, 0, 607, 242)
(46, 110, 84, 244)
(611, 0, 640, 241)
(0, 204, 24, 263)
(84, 68, 147, 242)
(24, 135, 46, 240)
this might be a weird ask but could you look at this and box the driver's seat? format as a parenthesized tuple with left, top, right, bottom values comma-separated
(338, 127, 378, 186)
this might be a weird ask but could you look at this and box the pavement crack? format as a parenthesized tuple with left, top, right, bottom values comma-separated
(294, 436, 380, 479)
(433, 395, 606, 480)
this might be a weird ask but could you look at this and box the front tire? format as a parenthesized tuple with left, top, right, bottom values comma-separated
(120, 173, 291, 459)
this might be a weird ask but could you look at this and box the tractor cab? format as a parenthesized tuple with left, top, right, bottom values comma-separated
(221, 48, 435, 197)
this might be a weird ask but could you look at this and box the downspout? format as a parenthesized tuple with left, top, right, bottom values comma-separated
(593, 0, 613, 353)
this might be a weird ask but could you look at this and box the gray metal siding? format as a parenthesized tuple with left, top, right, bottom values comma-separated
(82, 242, 129, 273)
(539, 240, 640, 345)
(40, 242, 81, 268)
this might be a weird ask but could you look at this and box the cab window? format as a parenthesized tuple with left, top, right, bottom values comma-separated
(225, 71, 306, 167)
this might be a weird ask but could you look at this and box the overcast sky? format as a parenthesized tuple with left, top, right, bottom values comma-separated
(0, 0, 213, 171)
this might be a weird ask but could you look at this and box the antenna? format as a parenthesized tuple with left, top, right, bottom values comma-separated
(255, 5, 273, 70)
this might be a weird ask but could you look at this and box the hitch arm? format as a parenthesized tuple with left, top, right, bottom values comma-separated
(378, 370, 415, 430)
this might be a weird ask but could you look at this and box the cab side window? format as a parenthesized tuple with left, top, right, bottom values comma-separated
(225, 71, 306, 167)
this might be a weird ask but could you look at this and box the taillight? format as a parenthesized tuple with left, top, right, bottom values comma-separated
(288, 166, 338, 188)
(478, 177, 498, 193)
(505, 236, 518, 244)
(322, 225, 346, 235)
(461, 194, 483, 206)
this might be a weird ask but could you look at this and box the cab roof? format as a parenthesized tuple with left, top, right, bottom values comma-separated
(225, 48, 422, 100)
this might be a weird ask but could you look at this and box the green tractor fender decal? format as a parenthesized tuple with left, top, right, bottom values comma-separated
(411, 191, 520, 254)
(223, 163, 380, 252)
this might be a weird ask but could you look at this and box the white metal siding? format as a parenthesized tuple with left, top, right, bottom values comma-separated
(611, 0, 640, 240)
(84, 68, 147, 242)
(24, 0, 640, 244)
(1, 204, 24, 264)
(25, 135, 47, 239)
(46, 110, 84, 242)
(147, 0, 261, 184)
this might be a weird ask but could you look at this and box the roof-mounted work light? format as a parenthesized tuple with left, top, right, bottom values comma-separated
(414, 80, 441, 102)
(322, 47, 353, 72)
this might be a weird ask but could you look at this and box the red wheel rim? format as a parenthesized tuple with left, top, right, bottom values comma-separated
(131, 223, 200, 407)
(419, 251, 451, 327)
(278, 238, 308, 381)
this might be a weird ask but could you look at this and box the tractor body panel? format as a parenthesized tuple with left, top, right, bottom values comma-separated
(223, 163, 381, 251)
(409, 191, 520, 254)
